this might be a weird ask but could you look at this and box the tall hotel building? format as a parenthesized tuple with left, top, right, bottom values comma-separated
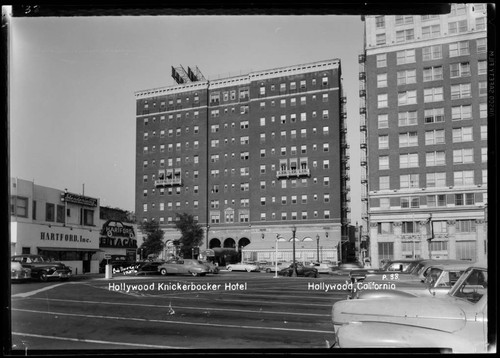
(359, 4, 488, 267)
(135, 59, 350, 263)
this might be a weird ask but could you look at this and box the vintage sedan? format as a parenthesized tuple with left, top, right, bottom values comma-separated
(11, 261, 31, 282)
(353, 262, 471, 299)
(226, 262, 260, 272)
(329, 262, 364, 276)
(278, 263, 319, 277)
(309, 262, 336, 274)
(199, 260, 219, 274)
(262, 261, 291, 273)
(158, 259, 208, 276)
(135, 260, 164, 275)
(11, 254, 71, 282)
(330, 267, 489, 352)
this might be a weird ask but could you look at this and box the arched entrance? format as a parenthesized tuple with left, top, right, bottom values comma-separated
(223, 238, 236, 249)
(209, 238, 221, 249)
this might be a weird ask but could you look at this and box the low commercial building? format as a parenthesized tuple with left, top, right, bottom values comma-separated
(10, 178, 101, 274)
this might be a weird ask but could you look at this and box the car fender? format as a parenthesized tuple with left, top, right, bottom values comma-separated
(357, 289, 417, 299)
(332, 297, 466, 333)
(335, 321, 481, 353)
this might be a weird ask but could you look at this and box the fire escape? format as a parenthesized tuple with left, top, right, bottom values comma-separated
(359, 53, 370, 251)
(340, 89, 351, 237)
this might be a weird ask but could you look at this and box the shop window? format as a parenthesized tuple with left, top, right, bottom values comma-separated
(11, 196, 28, 218)
(46, 203, 55, 222)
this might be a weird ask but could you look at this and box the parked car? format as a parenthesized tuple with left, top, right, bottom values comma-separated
(199, 260, 219, 274)
(226, 262, 260, 272)
(135, 260, 164, 275)
(329, 262, 364, 276)
(278, 263, 319, 277)
(99, 255, 136, 273)
(330, 266, 488, 352)
(262, 261, 291, 273)
(11, 261, 31, 282)
(350, 259, 424, 282)
(357, 259, 472, 283)
(158, 259, 208, 276)
(309, 262, 336, 274)
(353, 262, 472, 299)
(11, 254, 71, 282)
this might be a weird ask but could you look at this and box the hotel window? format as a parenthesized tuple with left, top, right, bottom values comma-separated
(376, 54, 387, 68)
(452, 127, 473, 142)
(448, 20, 468, 34)
(397, 70, 416, 85)
(422, 24, 441, 38)
(479, 82, 487, 96)
(400, 174, 419, 189)
(323, 143, 329, 152)
(379, 176, 390, 190)
(482, 147, 487, 162)
(378, 94, 388, 108)
(290, 98, 297, 106)
(450, 3, 467, 15)
(480, 103, 487, 118)
(323, 177, 330, 186)
(450, 62, 471, 78)
(482, 169, 487, 184)
(455, 193, 475, 206)
(453, 148, 474, 164)
(422, 45, 442, 60)
(401, 197, 420, 208)
(291, 129, 297, 139)
(427, 195, 447, 207)
(211, 124, 219, 133)
(376, 33, 386, 45)
(449, 41, 469, 57)
(377, 73, 387, 88)
(323, 126, 329, 135)
(143, 160, 148, 168)
(399, 132, 418, 147)
(425, 129, 445, 145)
(451, 105, 472, 121)
(378, 135, 389, 149)
(396, 49, 415, 64)
(323, 193, 330, 203)
(455, 220, 476, 233)
(454, 170, 474, 186)
(280, 99, 286, 108)
(259, 165, 265, 175)
(241, 120, 249, 129)
(322, 93, 329, 102)
(143, 132, 148, 140)
(322, 110, 328, 119)
(400, 153, 419, 168)
(423, 66, 443, 81)
(240, 136, 250, 145)
(301, 129, 307, 138)
(398, 111, 417, 126)
(395, 15, 413, 25)
(378, 114, 389, 128)
(300, 112, 306, 121)
(451, 83, 471, 99)
(143, 146, 148, 154)
(421, 15, 439, 21)
(396, 29, 414, 43)
(377, 222, 393, 235)
(375, 15, 385, 28)
(398, 90, 417, 105)
(426, 172, 446, 187)
(424, 87, 443, 102)
(193, 126, 199, 134)
(478, 60, 487, 75)
(424, 108, 444, 123)
(477, 38, 487, 53)
(481, 125, 487, 140)
(426, 151, 446, 166)
(380, 198, 390, 209)
(323, 160, 330, 169)
(300, 96, 306, 105)
(379, 156, 389, 170)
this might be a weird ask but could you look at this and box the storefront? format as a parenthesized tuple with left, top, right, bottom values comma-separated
(11, 221, 101, 274)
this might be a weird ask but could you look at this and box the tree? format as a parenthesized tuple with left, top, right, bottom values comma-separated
(139, 220, 165, 259)
(174, 213, 204, 258)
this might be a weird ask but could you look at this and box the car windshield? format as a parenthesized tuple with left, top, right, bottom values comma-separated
(450, 268, 487, 303)
(403, 261, 420, 273)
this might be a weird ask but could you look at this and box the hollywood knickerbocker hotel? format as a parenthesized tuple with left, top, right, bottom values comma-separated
(135, 59, 351, 264)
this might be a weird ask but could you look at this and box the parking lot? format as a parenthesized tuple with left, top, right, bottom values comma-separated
(11, 271, 354, 351)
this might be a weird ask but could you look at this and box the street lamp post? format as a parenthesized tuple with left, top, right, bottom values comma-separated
(316, 234, 320, 263)
(274, 234, 280, 278)
(291, 226, 297, 277)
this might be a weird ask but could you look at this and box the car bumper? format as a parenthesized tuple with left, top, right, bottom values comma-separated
(11, 271, 31, 281)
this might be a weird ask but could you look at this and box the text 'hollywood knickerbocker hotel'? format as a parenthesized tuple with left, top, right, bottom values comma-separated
(135, 59, 351, 264)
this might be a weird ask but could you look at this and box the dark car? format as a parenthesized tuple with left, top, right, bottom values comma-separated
(349, 259, 424, 281)
(329, 262, 365, 276)
(99, 255, 136, 274)
(11, 254, 72, 282)
(135, 260, 164, 275)
(278, 263, 319, 277)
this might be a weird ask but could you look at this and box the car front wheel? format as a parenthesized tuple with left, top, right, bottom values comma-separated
(246, 268, 252, 272)
(227, 266, 232, 271)
(190, 272, 198, 277)
(266, 268, 271, 273)
(160, 268, 167, 276)
(39, 271, 48, 282)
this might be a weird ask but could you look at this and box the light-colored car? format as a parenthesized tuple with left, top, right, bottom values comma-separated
(354, 262, 472, 299)
(12, 254, 72, 281)
(226, 262, 260, 272)
(11, 261, 31, 282)
(157, 259, 208, 276)
(309, 262, 336, 274)
(262, 261, 291, 273)
(330, 267, 489, 352)
(329, 262, 364, 276)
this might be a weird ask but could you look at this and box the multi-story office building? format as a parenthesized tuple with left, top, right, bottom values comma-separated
(135, 59, 350, 263)
(359, 4, 488, 268)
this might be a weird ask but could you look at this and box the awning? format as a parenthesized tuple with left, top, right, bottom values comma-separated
(37, 247, 103, 252)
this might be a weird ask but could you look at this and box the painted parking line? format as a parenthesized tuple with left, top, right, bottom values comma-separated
(11, 283, 69, 298)
(12, 332, 184, 349)
(22, 297, 328, 317)
(12, 308, 334, 334)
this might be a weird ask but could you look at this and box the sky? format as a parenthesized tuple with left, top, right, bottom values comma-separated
(9, 13, 364, 224)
